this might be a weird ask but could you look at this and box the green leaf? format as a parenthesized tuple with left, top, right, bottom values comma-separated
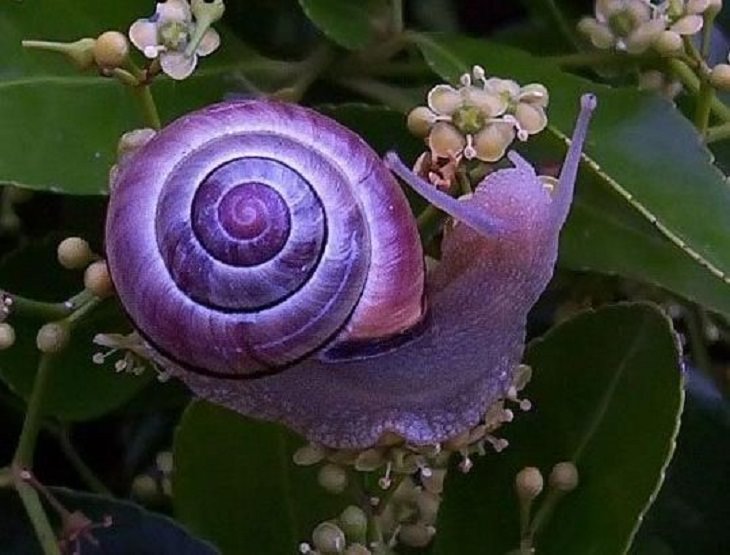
(410, 33, 730, 318)
(0, 487, 219, 554)
(173, 401, 343, 555)
(298, 0, 389, 50)
(0, 0, 288, 195)
(433, 303, 684, 555)
(0, 239, 151, 420)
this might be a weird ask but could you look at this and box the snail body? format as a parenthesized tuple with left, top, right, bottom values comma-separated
(106, 95, 595, 448)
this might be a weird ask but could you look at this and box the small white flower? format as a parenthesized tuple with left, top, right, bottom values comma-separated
(128, 0, 221, 80)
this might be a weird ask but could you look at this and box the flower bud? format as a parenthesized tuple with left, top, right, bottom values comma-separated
(131, 474, 158, 500)
(514, 466, 543, 501)
(93, 31, 129, 69)
(317, 464, 348, 494)
(414, 489, 441, 525)
(312, 521, 346, 554)
(398, 523, 435, 548)
(421, 468, 446, 494)
(84, 260, 114, 298)
(710, 64, 730, 91)
(338, 505, 367, 542)
(36, 322, 70, 353)
(0, 322, 16, 350)
(57, 237, 94, 270)
(549, 461, 579, 492)
(344, 544, 371, 555)
(22, 38, 96, 70)
(293, 443, 326, 466)
(407, 106, 437, 138)
(653, 30, 683, 56)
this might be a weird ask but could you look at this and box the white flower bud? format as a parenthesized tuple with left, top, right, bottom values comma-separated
(57, 237, 94, 270)
(293, 443, 327, 466)
(515, 466, 544, 501)
(654, 30, 683, 56)
(338, 505, 367, 542)
(84, 260, 114, 298)
(398, 523, 435, 548)
(312, 521, 346, 554)
(36, 322, 70, 353)
(0, 322, 16, 350)
(317, 464, 348, 494)
(429, 122, 466, 159)
(93, 31, 130, 69)
(344, 544, 371, 555)
(549, 461, 579, 492)
(710, 64, 730, 91)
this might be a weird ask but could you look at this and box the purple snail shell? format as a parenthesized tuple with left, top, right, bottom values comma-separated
(105, 95, 595, 448)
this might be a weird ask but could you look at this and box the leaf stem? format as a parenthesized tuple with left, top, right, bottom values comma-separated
(668, 58, 730, 122)
(134, 85, 162, 130)
(543, 0, 581, 51)
(391, 0, 404, 35)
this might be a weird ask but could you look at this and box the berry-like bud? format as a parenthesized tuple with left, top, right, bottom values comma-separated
(84, 260, 114, 298)
(0, 322, 16, 350)
(312, 521, 346, 554)
(710, 64, 730, 91)
(338, 505, 367, 542)
(514, 466, 544, 501)
(317, 464, 348, 494)
(421, 468, 446, 494)
(398, 523, 435, 548)
(57, 237, 94, 270)
(654, 30, 683, 56)
(549, 461, 579, 492)
(131, 474, 158, 500)
(93, 31, 130, 69)
(36, 322, 70, 353)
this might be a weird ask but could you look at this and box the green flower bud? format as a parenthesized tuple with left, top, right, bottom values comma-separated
(338, 505, 368, 542)
(312, 521, 346, 554)
(549, 461, 579, 492)
(317, 464, 348, 494)
(653, 30, 683, 56)
(36, 322, 70, 353)
(22, 38, 96, 70)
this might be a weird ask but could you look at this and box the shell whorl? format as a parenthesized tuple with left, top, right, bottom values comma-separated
(106, 100, 425, 377)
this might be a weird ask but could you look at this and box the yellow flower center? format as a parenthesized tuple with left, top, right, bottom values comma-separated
(452, 106, 485, 135)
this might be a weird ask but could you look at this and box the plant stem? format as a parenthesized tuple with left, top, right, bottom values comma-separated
(524, 488, 565, 546)
(391, 0, 404, 35)
(695, 80, 715, 136)
(334, 77, 417, 113)
(706, 121, 730, 142)
(544, 0, 581, 51)
(546, 50, 630, 68)
(685, 305, 713, 377)
(2, 293, 71, 321)
(0, 466, 11, 488)
(134, 85, 162, 130)
(668, 58, 730, 122)
(13, 354, 56, 467)
(278, 43, 335, 103)
(53, 427, 112, 496)
(12, 468, 61, 555)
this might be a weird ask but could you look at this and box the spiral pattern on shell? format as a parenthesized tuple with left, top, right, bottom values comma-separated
(106, 100, 424, 377)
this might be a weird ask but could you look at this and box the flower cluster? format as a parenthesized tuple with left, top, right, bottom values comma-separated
(578, 0, 721, 55)
(129, 0, 224, 80)
(407, 66, 549, 164)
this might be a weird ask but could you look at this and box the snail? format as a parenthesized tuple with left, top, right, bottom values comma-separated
(105, 94, 596, 448)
